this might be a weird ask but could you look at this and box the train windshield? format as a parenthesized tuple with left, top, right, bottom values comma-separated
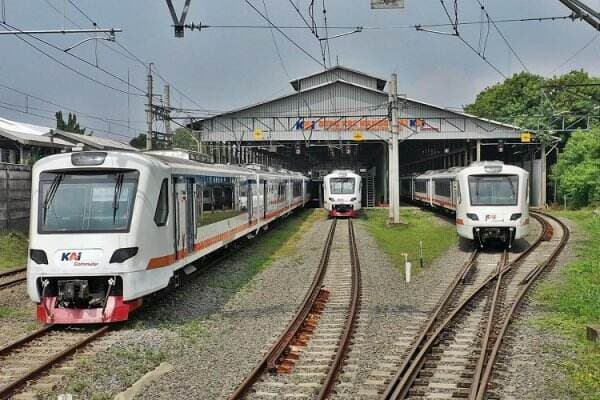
(330, 178, 355, 195)
(38, 170, 139, 233)
(468, 175, 518, 206)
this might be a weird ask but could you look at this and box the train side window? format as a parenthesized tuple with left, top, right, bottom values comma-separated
(154, 179, 169, 226)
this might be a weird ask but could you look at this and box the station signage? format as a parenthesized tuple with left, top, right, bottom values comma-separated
(292, 118, 438, 132)
(352, 131, 364, 141)
(521, 132, 533, 143)
(253, 128, 264, 140)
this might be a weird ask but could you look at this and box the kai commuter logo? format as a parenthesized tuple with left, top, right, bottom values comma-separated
(61, 252, 82, 262)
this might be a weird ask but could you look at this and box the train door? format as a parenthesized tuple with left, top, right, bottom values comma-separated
(185, 178, 196, 254)
(263, 180, 268, 219)
(173, 177, 195, 259)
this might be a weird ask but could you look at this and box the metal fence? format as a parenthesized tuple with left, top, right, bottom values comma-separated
(0, 163, 31, 231)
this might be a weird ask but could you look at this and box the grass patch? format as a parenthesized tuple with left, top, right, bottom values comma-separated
(0, 231, 28, 270)
(532, 209, 600, 399)
(0, 306, 22, 318)
(48, 343, 166, 400)
(207, 209, 324, 293)
(178, 319, 207, 344)
(361, 209, 457, 276)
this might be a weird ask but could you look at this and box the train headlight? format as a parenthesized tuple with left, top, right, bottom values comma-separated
(510, 213, 522, 221)
(350, 197, 357, 202)
(30, 249, 48, 265)
(109, 247, 139, 263)
(466, 213, 479, 221)
(328, 197, 335, 202)
(71, 152, 107, 166)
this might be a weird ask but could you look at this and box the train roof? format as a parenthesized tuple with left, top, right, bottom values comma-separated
(324, 169, 361, 178)
(407, 161, 527, 181)
(32, 151, 308, 179)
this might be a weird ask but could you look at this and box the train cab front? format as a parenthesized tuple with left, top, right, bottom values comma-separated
(27, 152, 147, 324)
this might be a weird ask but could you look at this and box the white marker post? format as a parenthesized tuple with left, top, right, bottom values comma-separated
(403, 253, 411, 283)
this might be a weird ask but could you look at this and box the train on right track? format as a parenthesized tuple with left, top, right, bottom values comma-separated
(401, 161, 530, 247)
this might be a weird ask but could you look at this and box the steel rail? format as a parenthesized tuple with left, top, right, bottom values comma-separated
(382, 248, 480, 399)
(0, 266, 26, 278)
(0, 267, 27, 290)
(317, 219, 362, 399)
(474, 212, 569, 400)
(0, 324, 55, 357)
(0, 276, 26, 290)
(0, 325, 110, 398)
(383, 214, 549, 400)
(469, 250, 509, 399)
(228, 219, 337, 400)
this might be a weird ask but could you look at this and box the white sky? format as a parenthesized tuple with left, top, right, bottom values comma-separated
(0, 0, 598, 141)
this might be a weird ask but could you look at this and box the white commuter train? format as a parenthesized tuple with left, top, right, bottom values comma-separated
(28, 151, 310, 324)
(323, 170, 362, 218)
(400, 161, 529, 247)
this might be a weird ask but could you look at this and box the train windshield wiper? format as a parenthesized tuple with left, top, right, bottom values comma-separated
(112, 173, 125, 223)
(42, 174, 64, 223)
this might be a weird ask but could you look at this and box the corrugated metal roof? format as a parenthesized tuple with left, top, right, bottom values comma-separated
(194, 68, 523, 142)
(290, 66, 387, 92)
(50, 129, 138, 151)
(0, 117, 51, 136)
(0, 125, 72, 148)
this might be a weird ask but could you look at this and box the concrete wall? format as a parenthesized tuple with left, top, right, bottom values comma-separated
(0, 163, 31, 232)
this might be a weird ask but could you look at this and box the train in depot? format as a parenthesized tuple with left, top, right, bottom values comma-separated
(323, 170, 362, 218)
(27, 151, 310, 324)
(400, 161, 529, 247)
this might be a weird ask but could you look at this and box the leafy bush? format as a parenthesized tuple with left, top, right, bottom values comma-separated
(552, 129, 600, 208)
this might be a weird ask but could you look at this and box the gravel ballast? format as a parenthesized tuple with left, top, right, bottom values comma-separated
(491, 216, 580, 400)
(41, 210, 327, 399)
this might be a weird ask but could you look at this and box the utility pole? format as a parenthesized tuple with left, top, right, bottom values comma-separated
(389, 73, 401, 224)
(146, 63, 154, 150)
(164, 84, 172, 137)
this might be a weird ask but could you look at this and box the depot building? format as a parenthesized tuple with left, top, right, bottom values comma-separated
(191, 66, 547, 207)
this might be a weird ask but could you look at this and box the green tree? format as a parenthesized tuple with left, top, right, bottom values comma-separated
(172, 128, 199, 151)
(129, 133, 147, 149)
(55, 111, 86, 134)
(464, 70, 600, 142)
(551, 128, 600, 208)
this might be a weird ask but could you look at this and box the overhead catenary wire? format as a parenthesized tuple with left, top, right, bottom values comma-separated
(549, 32, 600, 74)
(263, 0, 292, 80)
(50, 0, 211, 113)
(0, 21, 149, 97)
(244, 0, 326, 68)
(0, 23, 138, 96)
(0, 81, 146, 126)
(473, 0, 529, 72)
(432, 0, 508, 78)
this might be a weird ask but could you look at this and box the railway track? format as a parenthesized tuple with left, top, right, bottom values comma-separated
(229, 218, 362, 399)
(0, 267, 26, 291)
(0, 324, 110, 399)
(381, 211, 569, 400)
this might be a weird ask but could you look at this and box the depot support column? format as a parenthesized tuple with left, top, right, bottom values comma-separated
(389, 73, 401, 224)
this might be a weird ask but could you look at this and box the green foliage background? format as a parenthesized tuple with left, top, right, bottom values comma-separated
(465, 70, 600, 207)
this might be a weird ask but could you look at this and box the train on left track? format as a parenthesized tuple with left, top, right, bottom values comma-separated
(27, 151, 310, 324)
